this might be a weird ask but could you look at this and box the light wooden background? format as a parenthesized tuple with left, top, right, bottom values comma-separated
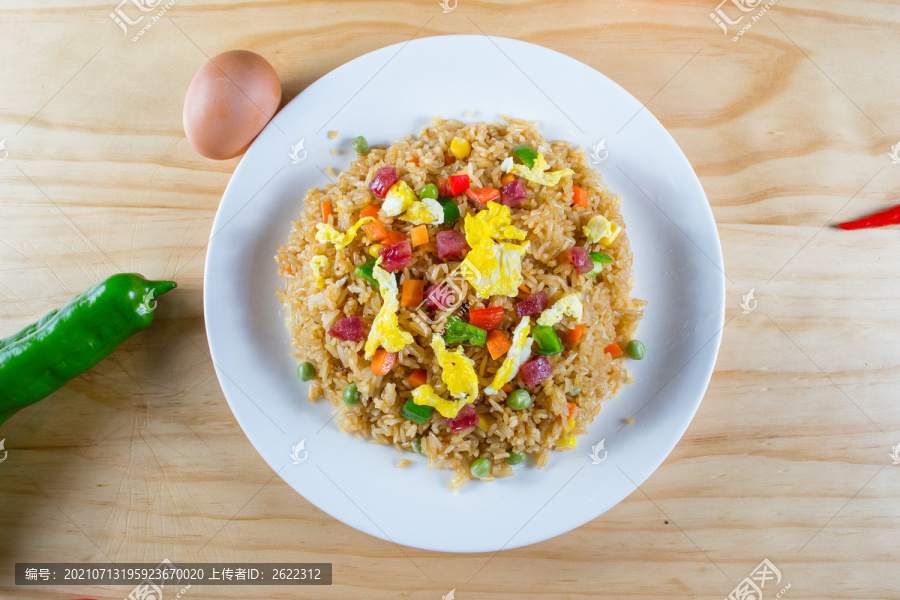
(1, 1, 899, 599)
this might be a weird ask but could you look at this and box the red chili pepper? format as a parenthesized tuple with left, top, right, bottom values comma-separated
(837, 204, 900, 230)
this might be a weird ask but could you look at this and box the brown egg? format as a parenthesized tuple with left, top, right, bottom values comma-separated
(183, 50, 281, 160)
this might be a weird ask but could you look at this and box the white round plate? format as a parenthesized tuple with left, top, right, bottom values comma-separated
(204, 35, 725, 553)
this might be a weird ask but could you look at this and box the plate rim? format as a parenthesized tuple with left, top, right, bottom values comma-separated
(204, 33, 726, 553)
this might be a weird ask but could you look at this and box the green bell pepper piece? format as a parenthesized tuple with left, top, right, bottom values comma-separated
(354, 259, 379, 289)
(533, 324, 564, 356)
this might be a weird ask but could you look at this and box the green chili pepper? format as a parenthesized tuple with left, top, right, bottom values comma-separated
(533, 324, 563, 355)
(0, 273, 176, 425)
(401, 399, 433, 424)
(512, 144, 539, 169)
(354, 259, 379, 289)
(439, 197, 460, 224)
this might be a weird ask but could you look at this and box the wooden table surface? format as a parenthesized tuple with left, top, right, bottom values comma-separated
(2, 1, 899, 599)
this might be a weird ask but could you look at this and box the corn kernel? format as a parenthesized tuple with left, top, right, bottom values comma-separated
(369, 244, 383, 257)
(565, 416, 576, 432)
(449, 137, 471, 160)
(556, 434, 577, 448)
(478, 415, 490, 432)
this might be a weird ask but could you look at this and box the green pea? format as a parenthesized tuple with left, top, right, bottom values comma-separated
(625, 340, 646, 360)
(411, 436, 422, 455)
(297, 361, 316, 381)
(351, 136, 369, 156)
(506, 389, 532, 411)
(470, 456, 491, 479)
(419, 183, 439, 200)
(505, 451, 525, 466)
(342, 383, 360, 405)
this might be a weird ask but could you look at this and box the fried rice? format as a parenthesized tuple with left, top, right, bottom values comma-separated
(275, 117, 644, 489)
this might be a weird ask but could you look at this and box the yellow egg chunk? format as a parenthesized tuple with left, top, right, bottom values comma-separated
(461, 202, 530, 298)
(430, 334, 479, 405)
(363, 261, 414, 359)
(500, 153, 574, 187)
(485, 316, 534, 395)
(411, 384, 470, 419)
(537, 293, 583, 327)
(400, 198, 443, 225)
(315, 216, 374, 249)
(381, 181, 418, 216)
(583, 214, 622, 246)
(310, 255, 328, 289)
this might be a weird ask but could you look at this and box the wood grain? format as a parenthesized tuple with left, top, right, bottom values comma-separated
(1, 1, 899, 598)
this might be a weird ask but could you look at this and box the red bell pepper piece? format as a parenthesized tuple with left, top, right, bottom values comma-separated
(466, 187, 500, 204)
(468, 306, 504, 331)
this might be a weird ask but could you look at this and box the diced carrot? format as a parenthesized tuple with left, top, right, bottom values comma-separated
(383, 229, 408, 246)
(469, 306, 504, 331)
(410, 225, 429, 248)
(501, 173, 516, 186)
(405, 369, 428, 388)
(566, 401, 577, 419)
(604, 342, 623, 358)
(371, 349, 398, 375)
(400, 279, 425, 307)
(486, 330, 512, 360)
(518, 283, 530, 294)
(502, 383, 512, 393)
(572, 186, 589, 208)
(364, 219, 388, 242)
(408, 156, 419, 166)
(569, 323, 587, 344)
(361, 205, 380, 219)
(321, 200, 332, 223)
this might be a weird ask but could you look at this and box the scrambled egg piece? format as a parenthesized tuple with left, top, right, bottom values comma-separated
(383, 181, 442, 225)
(401, 198, 443, 225)
(411, 384, 470, 419)
(363, 260, 414, 359)
(310, 255, 328, 289)
(315, 216, 374, 249)
(583, 214, 622, 246)
(461, 201, 530, 298)
(537, 293, 583, 327)
(485, 317, 534, 395)
(382, 181, 417, 216)
(500, 153, 574, 187)
(430, 334, 479, 406)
